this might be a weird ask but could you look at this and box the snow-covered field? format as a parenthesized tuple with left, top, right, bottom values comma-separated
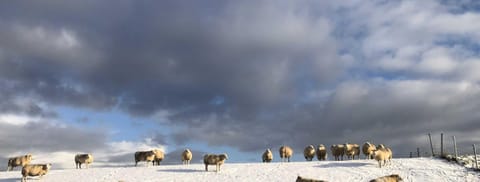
(1, 158, 479, 182)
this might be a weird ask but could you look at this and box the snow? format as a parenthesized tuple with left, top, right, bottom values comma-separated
(0, 158, 478, 182)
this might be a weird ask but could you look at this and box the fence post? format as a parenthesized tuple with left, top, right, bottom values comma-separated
(410, 152, 413, 158)
(417, 148, 420, 157)
(428, 133, 435, 157)
(473, 144, 478, 170)
(440, 133, 444, 157)
(453, 136, 457, 158)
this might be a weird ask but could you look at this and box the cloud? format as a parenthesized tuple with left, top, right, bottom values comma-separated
(1, 0, 480, 162)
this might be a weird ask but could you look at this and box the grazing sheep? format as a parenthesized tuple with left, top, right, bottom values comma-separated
(152, 149, 165, 166)
(182, 149, 193, 165)
(262, 149, 273, 163)
(369, 174, 403, 182)
(304, 145, 316, 161)
(344, 143, 360, 160)
(21, 163, 51, 182)
(74, 154, 93, 169)
(316, 144, 327, 161)
(362, 142, 376, 159)
(7, 154, 32, 171)
(330, 144, 345, 161)
(373, 147, 393, 168)
(203, 153, 228, 172)
(296, 176, 327, 182)
(134, 151, 156, 167)
(279, 145, 293, 162)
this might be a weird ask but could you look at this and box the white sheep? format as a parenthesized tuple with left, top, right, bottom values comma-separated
(316, 144, 327, 161)
(362, 142, 376, 160)
(7, 154, 32, 171)
(74, 154, 93, 169)
(304, 145, 316, 161)
(134, 151, 156, 167)
(203, 153, 228, 172)
(262, 148, 273, 163)
(344, 143, 360, 160)
(182, 149, 193, 165)
(21, 163, 51, 182)
(279, 145, 293, 162)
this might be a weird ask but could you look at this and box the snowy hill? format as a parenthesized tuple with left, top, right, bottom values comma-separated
(0, 158, 478, 182)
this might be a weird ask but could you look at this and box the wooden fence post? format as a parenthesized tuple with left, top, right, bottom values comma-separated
(428, 133, 435, 157)
(453, 136, 457, 158)
(410, 152, 413, 158)
(417, 148, 420, 157)
(440, 133, 444, 157)
(473, 144, 478, 170)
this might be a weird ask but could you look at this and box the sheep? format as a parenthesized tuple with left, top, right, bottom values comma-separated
(7, 154, 32, 171)
(362, 142, 376, 159)
(74, 153, 93, 169)
(377, 144, 386, 149)
(369, 174, 403, 182)
(330, 144, 345, 161)
(304, 145, 316, 161)
(134, 151, 156, 167)
(152, 149, 165, 166)
(21, 163, 51, 182)
(316, 144, 327, 161)
(262, 148, 273, 163)
(203, 153, 228, 172)
(296, 176, 327, 182)
(279, 145, 293, 162)
(181, 149, 193, 165)
(373, 147, 393, 168)
(344, 143, 360, 160)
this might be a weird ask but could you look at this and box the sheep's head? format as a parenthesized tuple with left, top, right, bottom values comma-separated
(26, 154, 32, 160)
(219, 154, 228, 160)
(44, 164, 52, 170)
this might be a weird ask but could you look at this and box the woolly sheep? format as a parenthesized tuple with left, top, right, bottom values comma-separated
(330, 144, 345, 161)
(134, 151, 156, 167)
(296, 176, 327, 182)
(304, 145, 316, 161)
(279, 145, 293, 162)
(203, 153, 228, 172)
(369, 174, 403, 182)
(7, 154, 32, 171)
(21, 163, 51, 182)
(362, 142, 376, 160)
(262, 148, 273, 163)
(152, 149, 165, 166)
(181, 149, 193, 165)
(344, 143, 360, 160)
(373, 147, 393, 168)
(74, 154, 93, 169)
(316, 144, 327, 161)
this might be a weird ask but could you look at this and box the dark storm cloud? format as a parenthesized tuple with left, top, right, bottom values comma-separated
(1, 0, 480, 160)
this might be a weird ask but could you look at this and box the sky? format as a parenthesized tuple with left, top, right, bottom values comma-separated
(1, 0, 480, 168)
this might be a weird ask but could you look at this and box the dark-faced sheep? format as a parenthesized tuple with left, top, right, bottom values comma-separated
(21, 163, 51, 182)
(369, 174, 403, 182)
(134, 151, 156, 167)
(279, 145, 293, 162)
(182, 149, 193, 165)
(362, 142, 376, 159)
(203, 153, 228, 172)
(344, 143, 360, 160)
(152, 149, 164, 166)
(262, 148, 273, 163)
(296, 176, 327, 182)
(304, 145, 316, 161)
(316, 144, 327, 161)
(7, 154, 32, 171)
(74, 154, 93, 169)
(330, 144, 345, 161)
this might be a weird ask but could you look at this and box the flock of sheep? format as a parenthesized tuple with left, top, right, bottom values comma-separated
(265, 142, 393, 168)
(5, 142, 395, 181)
